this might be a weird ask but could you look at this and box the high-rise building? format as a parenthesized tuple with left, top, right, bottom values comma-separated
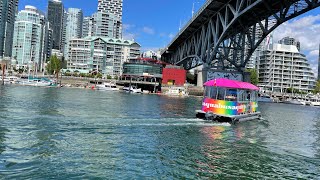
(81, 12, 121, 39)
(279, 36, 301, 51)
(12, 6, 50, 71)
(97, 0, 123, 38)
(64, 8, 83, 59)
(92, 12, 121, 39)
(47, 0, 64, 51)
(0, 0, 19, 58)
(98, 0, 123, 19)
(258, 42, 316, 93)
(318, 44, 320, 81)
(82, 16, 91, 38)
(67, 36, 140, 77)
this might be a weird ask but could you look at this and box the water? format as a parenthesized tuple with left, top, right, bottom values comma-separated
(0, 86, 319, 179)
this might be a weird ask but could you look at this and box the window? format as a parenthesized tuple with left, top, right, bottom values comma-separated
(217, 88, 226, 100)
(225, 89, 237, 101)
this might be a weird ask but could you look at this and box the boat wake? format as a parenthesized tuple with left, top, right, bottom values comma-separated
(116, 118, 232, 127)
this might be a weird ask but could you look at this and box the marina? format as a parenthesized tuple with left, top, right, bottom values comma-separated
(0, 0, 319, 178)
(0, 85, 319, 178)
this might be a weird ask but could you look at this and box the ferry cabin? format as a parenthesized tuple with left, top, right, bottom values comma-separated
(196, 78, 260, 123)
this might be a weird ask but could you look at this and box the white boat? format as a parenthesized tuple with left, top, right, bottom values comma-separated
(18, 79, 52, 87)
(164, 87, 189, 97)
(0, 76, 20, 85)
(306, 98, 320, 106)
(257, 95, 273, 102)
(96, 82, 119, 91)
(283, 98, 306, 105)
(123, 86, 142, 93)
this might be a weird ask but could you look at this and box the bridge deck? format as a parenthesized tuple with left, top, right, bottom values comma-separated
(164, 0, 284, 53)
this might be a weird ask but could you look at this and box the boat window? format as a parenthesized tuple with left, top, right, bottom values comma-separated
(225, 89, 237, 101)
(205, 87, 211, 98)
(217, 88, 226, 100)
(250, 91, 257, 101)
(210, 87, 218, 99)
(238, 90, 246, 101)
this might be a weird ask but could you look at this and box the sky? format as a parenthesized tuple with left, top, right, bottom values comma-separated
(18, 0, 320, 76)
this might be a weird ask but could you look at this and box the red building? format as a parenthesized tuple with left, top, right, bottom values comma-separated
(162, 65, 187, 86)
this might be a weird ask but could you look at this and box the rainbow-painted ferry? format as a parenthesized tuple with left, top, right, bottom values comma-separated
(196, 78, 261, 124)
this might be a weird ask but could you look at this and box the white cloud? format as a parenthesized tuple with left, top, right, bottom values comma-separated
(122, 24, 135, 31)
(308, 50, 319, 57)
(123, 32, 137, 41)
(274, 14, 320, 77)
(142, 27, 155, 35)
(168, 33, 175, 39)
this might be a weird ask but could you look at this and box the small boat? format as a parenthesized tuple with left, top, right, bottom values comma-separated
(305, 97, 320, 106)
(283, 98, 306, 105)
(257, 95, 273, 102)
(195, 78, 261, 124)
(123, 86, 142, 93)
(164, 86, 189, 97)
(17, 78, 52, 87)
(96, 82, 119, 91)
(0, 76, 19, 84)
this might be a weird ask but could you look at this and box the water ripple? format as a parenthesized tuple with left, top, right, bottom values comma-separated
(0, 86, 319, 178)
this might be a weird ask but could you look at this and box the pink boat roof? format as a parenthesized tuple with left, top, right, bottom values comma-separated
(204, 78, 259, 91)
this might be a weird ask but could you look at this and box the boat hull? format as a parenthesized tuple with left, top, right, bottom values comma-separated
(196, 110, 261, 124)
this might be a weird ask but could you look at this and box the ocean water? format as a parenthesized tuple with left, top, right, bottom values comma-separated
(0, 85, 319, 179)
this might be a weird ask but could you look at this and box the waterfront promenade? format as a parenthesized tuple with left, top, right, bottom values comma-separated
(0, 85, 319, 178)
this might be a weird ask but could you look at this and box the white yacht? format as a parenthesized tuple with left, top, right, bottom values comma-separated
(0, 76, 20, 85)
(306, 97, 320, 106)
(123, 86, 142, 93)
(18, 78, 52, 87)
(164, 87, 189, 97)
(96, 82, 119, 91)
(283, 98, 306, 105)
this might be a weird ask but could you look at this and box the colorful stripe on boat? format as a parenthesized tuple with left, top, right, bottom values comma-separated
(202, 98, 258, 116)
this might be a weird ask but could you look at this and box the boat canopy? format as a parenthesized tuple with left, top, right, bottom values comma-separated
(204, 78, 259, 91)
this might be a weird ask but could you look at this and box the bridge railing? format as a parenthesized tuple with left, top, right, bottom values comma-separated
(164, 0, 213, 52)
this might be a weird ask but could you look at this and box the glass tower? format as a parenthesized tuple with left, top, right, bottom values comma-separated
(12, 6, 48, 71)
(318, 44, 320, 81)
(47, 0, 64, 51)
(64, 8, 83, 59)
(0, 0, 19, 58)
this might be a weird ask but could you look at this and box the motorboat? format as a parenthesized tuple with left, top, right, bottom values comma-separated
(0, 76, 19, 85)
(195, 78, 261, 124)
(164, 86, 189, 97)
(17, 78, 52, 87)
(123, 86, 142, 93)
(96, 82, 119, 91)
(283, 98, 306, 105)
(257, 95, 273, 102)
(305, 97, 320, 106)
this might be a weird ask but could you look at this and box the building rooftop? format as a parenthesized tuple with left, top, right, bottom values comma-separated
(78, 36, 140, 46)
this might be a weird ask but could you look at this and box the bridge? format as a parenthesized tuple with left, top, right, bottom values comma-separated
(161, 0, 320, 73)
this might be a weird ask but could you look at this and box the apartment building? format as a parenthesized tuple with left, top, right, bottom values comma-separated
(258, 43, 316, 92)
(67, 36, 140, 77)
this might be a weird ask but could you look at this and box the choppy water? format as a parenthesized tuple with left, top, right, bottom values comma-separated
(0, 86, 319, 179)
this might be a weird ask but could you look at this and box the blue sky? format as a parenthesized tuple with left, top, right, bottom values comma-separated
(18, 0, 206, 51)
(18, 0, 320, 75)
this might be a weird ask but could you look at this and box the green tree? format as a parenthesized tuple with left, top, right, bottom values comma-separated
(46, 55, 62, 81)
(313, 80, 320, 94)
(246, 69, 259, 85)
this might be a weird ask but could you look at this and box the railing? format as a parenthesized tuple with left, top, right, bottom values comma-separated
(164, 0, 213, 50)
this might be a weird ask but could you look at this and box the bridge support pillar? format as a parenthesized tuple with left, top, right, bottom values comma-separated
(196, 67, 250, 86)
